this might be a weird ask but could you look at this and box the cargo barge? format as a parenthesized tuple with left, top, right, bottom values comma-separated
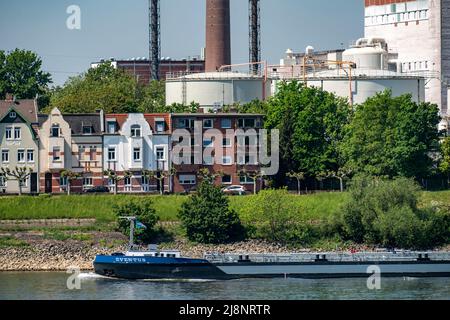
(94, 249, 450, 280)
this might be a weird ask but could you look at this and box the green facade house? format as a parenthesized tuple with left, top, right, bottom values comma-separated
(0, 97, 40, 194)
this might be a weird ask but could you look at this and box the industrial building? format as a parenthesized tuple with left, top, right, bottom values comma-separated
(90, 57, 205, 85)
(364, 0, 450, 128)
(272, 38, 426, 106)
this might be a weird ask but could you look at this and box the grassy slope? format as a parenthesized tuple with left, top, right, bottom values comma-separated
(0, 191, 448, 222)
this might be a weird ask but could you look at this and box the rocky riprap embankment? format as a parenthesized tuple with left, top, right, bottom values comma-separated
(0, 238, 299, 271)
(0, 240, 127, 271)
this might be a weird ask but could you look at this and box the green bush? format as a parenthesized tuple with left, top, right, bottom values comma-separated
(113, 198, 159, 244)
(178, 181, 244, 244)
(339, 175, 450, 249)
(240, 188, 319, 245)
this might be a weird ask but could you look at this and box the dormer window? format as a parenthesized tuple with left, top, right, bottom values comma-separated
(51, 124, 60, 137)
(82, 126, 93, 135)
(155, 119, 166, 133)
(9, 112, 16, 119)
(107, 121, 116, 134)
(131, 125, 141, 138)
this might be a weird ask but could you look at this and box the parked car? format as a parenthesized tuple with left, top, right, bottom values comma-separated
(222, 185, 247, 196)
(83, 186, 110, 194)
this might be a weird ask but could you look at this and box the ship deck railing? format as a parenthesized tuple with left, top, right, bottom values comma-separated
(203, 251, 450, 264)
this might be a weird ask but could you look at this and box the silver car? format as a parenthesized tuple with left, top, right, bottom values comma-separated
(222, 185, 247, 196)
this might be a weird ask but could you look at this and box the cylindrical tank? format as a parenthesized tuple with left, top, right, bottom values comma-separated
(166, 72, 269, 109)
(342, 46, 387, 70)
(205, 0, 231, 72)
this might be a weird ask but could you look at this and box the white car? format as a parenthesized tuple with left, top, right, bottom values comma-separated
(222, 185, 247, 196)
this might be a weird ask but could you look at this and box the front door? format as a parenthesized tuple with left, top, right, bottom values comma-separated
(45, 173, 52, 193)
(30, 173, 38, 193)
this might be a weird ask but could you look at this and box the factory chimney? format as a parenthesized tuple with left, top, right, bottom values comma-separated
(205, 0, 231, 72)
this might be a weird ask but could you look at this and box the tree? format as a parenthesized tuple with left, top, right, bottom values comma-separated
(0, 49, 52, 100)
(137, 80, 166, 113)
(264, 81, 351, 187)
(341, 90, 440, 179)
(178, 181, 244, 244)
(197, 167, 223, 184)
(143, 167, 177, 195)
(238, 168, 264, 194)
(47, 62, 141, 114)
(60, 170, 81, 195)
(164, 102, 200, 113)
(327, 167, 353, 192)
(339, 175, 450, 249)
(439, 137, 450, 186)
(113, 198, 159, 244)
(104, 169, 131, 195)
(0, 167, 32, 196)
(286, 171, 306, 195)
(239, 189, 310, 245)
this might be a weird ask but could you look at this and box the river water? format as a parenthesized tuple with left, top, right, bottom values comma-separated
(0, 272, 449, 300)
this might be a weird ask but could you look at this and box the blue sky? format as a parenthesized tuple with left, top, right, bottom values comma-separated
(0, 0, 364, 86)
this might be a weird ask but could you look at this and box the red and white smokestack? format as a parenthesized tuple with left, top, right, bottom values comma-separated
(205, 0, 231, 72)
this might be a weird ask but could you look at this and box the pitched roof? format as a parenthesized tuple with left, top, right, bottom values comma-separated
(0, 99, 38, 123)
(37, 112, 102, 135)
(62, 114, 102, 135)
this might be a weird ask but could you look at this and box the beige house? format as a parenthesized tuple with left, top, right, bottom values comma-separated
(0, 98, 40, 194)
(39, 107, 104, 193)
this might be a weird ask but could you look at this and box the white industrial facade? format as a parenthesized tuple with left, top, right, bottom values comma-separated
(364, 0, 450, 117)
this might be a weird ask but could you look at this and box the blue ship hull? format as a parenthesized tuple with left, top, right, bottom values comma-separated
(93, 255, 450, 280)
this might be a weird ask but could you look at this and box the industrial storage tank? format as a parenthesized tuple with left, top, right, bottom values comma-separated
(271, 38, 425, 105)
(165, 72, 270, 110)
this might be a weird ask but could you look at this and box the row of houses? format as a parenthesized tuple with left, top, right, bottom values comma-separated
(0, 96, 263, 195)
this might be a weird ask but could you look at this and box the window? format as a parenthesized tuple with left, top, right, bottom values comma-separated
(9, 112, 16, 119)
(124, 176, 132, 186)
(27, 150, 34, 163)
(223, 138, 232, 147)
(108, 147, 116, 161)
(1, 150, 9, 163)
(82, 126, 93, 135)
(177, 118, 195, 129)
(238, 118, 256, 128)
(0, 175, 6, 188)
(156, 147, 165, 161)
(221, 118, 232, 129)
(203, 155, 214, 165)
(131, 125, 142, 138)
(83, 177, 93, 187)
(203, 119, 213, 129)
(17, 150, 25, 163)
(240, 176, 254, 185)
(107, 121, 116, 134)
(79, 146, 85, 161)
(90, 148, 96, 161)
(60, 176, 68, 187)
(14, 127, 21, 140)
(20, 177, 28, 188)
(222, 156, 232, 165)
(156, 121, 165, 133)
(5, 127, 12, 140)
(203, 138, 214, 148)
(222, 175, 232, 185)
(179, 174, 196, 185)
(133, 148, 141, 161)
(51, 125, 60, 137)
(53, 147, 61, 162)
